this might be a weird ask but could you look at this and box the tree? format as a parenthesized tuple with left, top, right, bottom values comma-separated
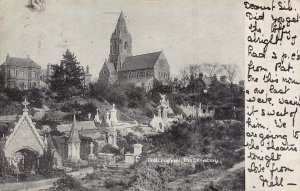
(221, 64, 239, 85)
(202, 63, 222, 77)
(188, 64, 201, 79)
(178, 67, 190, 88)
(0, 141, 10, 177)
(178, 64, 201, 89)
(62, 49, 84, 89)
(50, 49, 84, 94)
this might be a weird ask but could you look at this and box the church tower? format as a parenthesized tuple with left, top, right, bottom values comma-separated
(109, 11, 132, 71)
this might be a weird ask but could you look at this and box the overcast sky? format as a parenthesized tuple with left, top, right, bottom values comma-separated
(0, 0, 244, 80)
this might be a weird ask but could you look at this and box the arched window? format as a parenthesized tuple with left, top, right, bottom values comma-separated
(114, 41, 117, 50)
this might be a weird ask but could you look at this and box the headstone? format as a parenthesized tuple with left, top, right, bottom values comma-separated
(110, 104, 118, 125)
(125, 153, 135, 164)
(133, 144, 143, 156)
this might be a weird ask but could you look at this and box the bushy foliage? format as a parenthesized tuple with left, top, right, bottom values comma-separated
(202, 169, 245, 191)
(105, 85, 128, 107)
(27, 88, 44, 108)
(50, 49, 84, 100)
(38, 147, 54, 176)
(148, 119, 244, 165)
(49, 174, 88, 191)
(100, 144, 120, 155)
(0, 141, 10, 177)
(128, 163, 166, 191)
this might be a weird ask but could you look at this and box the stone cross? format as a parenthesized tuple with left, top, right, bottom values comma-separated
(22, 98, 29, 112)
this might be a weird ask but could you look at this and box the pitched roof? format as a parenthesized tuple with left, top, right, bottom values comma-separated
(120, 51, 161, 71)
(2, 57, 41, 68)
(5, 107, 45, 156)
(0, 114, 17, 123)
(56, 121, 97, 133)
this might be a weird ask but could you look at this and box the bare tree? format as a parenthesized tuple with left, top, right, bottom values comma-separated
(221, 64, 240, 85)
(202, 63, 222, 77)
(178, 67, 190, 87)
(188, 64, 201, 78)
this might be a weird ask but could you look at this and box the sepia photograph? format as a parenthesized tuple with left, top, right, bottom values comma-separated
(0, 0, 245, 190)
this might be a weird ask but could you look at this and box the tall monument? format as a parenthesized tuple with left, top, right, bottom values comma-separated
(67, 114, 81, 162)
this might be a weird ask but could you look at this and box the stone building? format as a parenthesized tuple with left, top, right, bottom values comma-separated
(4, 99, 46, 171)
(98, 11, 170, 91)
(0, 54, 42, 90)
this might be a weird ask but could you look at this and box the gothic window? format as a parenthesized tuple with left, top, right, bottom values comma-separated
(114, 41, 117, 51)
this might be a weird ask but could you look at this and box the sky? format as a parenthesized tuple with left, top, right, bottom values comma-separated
(0, 0, 244, 81)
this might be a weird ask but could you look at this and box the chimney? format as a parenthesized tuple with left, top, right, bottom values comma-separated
(86, 65, 89, 74)
(6, 53, 10, 61)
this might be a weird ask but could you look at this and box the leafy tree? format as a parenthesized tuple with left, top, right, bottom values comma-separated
(62, 50, 84, 89)
(50, 49, 84, 97)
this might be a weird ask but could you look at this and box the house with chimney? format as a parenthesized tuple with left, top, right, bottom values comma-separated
(0, 54, 42, 90)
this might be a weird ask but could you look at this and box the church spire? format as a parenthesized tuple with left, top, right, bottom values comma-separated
(109, 11, 132, 71)
(117, 10, 126, 27)
(68, 114, 80, 143)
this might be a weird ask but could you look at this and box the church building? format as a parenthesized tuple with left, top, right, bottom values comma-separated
(98, 11, 170, 91)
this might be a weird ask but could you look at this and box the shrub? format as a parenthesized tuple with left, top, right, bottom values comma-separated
(49, 174, 88, 191)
